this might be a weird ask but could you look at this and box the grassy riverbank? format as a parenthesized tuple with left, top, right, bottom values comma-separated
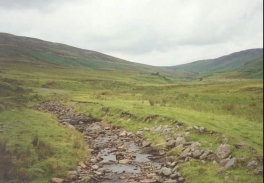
(0, 109, 87, 182)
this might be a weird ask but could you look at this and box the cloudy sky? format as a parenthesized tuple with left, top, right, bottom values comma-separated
(0, 0, 263, 66)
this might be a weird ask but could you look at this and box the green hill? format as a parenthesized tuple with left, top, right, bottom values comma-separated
(168, 48, 263, 78)
(0, 33, 169, 74)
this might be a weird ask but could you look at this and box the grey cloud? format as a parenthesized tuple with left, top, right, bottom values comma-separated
(0, 0, 82, 11)
(0, 0, 53, 9)
(0, 0, 262, 66)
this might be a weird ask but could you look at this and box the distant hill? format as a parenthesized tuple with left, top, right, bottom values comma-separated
(167, 49, 263, 78)
(0, 33, 168, 74)
(1, 33, 262, 79)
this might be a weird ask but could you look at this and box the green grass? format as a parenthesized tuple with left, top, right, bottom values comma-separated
(0, 110, 87, 182)
(179, 160, 261, 183)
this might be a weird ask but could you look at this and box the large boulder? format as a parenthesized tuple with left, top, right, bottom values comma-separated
(193, 149, 203, 159)
(224, 158, 237, 170)
(179, 148, 190, 159)
(175, 137, 186, 147)
(234, 142, 245, 149)
(190, 142, 202, 151)
(67, 124, 75, 130)
(216, 144, 231, 159)
(253, 168, 263, 175)
(167, 140, 176, 148)
(142, 140, 151, 147)
(200, 150, 212, 160)
(247, 161, 258, 170)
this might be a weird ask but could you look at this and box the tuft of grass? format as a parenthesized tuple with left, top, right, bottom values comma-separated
(167, 146, 184, 157)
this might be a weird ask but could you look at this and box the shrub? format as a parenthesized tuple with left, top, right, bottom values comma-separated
(222, 104, 235, 112)
(0, 140, 7, 154)
(178, 93, 189, 98)
(32, 135, 39, 147)
(151, 72, 160, 76)
(161, 99, 167, 106)
(0, 104, 5, 112)
(149, 100, 155, 106)
(0, 140, 13, 180)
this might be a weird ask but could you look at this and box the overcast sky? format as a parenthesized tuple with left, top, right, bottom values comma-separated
(0, 0, 263, 66)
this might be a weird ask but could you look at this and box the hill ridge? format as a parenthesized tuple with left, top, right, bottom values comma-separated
(1, 32, 174, 74)
(167, 48, 263, 78)
(0, 32, 133, 63)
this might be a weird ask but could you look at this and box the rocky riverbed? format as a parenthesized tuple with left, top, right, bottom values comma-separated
(34, 100, 263, 183)
(71, 122, 185, 183)
(35, 101, 185, 183)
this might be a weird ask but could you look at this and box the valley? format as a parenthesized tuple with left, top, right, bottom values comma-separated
(0, 34, 263, 183)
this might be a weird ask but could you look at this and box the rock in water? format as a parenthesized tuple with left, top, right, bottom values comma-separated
(119, 131, 127, 137)
(160, 167, 172, 176)
(119, 159, 130, 164)
(142, 140, 151, 147)
(51, 178, 64, 183)
(92, 165, 99, 170)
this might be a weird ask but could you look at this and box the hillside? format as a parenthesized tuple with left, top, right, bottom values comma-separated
(0, 33, 170, 74)
(236, 56, 263, 78)
(168, 48, 263, 78)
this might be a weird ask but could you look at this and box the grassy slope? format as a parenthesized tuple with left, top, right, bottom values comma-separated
(205, 57, 263, 80)
(236, 56, 263, 78)
(0, 33, 188, 78)
(168, 49, 263, 78)
(0, 110, 87, 182)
